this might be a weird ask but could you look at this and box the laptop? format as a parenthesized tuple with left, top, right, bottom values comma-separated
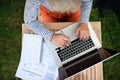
(45, 22, 119, 80)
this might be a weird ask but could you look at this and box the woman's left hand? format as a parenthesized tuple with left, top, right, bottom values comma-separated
(75, 23, 90, 40)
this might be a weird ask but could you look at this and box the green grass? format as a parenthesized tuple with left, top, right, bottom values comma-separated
(0, 0, 25, 80)
(0, 0, 120, 80)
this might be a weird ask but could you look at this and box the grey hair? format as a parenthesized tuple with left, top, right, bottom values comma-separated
(47, 0, 82, 13)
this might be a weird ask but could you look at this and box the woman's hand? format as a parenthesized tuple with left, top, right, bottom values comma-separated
(51, 34, 71, 48)
(75, 23, 90, 40)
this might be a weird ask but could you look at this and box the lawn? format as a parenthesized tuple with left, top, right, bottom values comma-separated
(0, 0, 120, 80)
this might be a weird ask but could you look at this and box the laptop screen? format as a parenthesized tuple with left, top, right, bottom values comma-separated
(59, 48, 119, 80)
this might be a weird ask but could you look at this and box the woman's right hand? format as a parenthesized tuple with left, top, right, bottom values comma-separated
(51, 34, 71, 48)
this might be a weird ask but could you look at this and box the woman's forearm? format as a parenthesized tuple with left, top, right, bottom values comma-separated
(24, 0, 54, 40)
(80, 0, 93, 24)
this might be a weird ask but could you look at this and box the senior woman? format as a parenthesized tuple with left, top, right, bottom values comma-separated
(24, 0, 93, 48)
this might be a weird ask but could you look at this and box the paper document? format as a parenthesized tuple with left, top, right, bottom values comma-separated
(15, 34, 58, 80)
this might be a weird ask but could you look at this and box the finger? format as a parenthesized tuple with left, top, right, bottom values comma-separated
(86, 34, 90, 39)
(59, 42, 67, 48)
(80, 33, 84, 40)
(56, 35, 69, 48)
(83, 35, 87, 40)
(85, 33, 90, 40)
(61, 38, 71, 47)
(62, 36, 71, 42)
(86, 33, 90, 39)
(75, 29, 79, 36)
(65, 40, 71, 46)
(57, 42, 64, 48)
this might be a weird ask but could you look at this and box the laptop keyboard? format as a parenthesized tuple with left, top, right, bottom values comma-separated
(56, 37, 95, 62)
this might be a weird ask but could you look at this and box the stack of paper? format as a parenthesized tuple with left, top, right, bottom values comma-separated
(15, 34, 58, 80)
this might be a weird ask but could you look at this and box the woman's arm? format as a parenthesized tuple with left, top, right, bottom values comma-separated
(24, 0, 54, 40)
(80, 0, 93, 24)
(76, 0, 93, 40)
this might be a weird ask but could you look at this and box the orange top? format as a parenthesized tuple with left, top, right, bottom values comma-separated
(39, 5, 81, 22)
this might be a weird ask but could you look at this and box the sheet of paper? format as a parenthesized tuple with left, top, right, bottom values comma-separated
(20, 34, 43, 63)
(15, 34, 58, 80)
(41, 43, 58, 80)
